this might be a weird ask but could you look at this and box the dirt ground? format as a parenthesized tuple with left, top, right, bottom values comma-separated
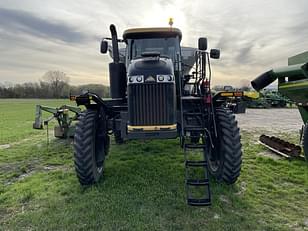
(236, 108, 304, 160)
(236, 108, 303, 133)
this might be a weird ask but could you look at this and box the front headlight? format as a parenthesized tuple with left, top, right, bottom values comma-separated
(157, 74, 174, 82)
(158, 75, 165, 81)
(128, 75, 144, 83)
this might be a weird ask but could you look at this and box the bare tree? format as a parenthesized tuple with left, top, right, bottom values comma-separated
(41, 71, 70, 98)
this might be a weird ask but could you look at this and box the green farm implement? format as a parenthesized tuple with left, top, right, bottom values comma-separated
(33, 104, 82, 139)
(251, 51, 308, 160)
(243, 91, 270, 108)
(212, 86, 246, 114)
(243, 90, 291, 109)
(263, 90, 291, 108)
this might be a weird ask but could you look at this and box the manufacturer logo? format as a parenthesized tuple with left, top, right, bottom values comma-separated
(145, 75, 156, 82)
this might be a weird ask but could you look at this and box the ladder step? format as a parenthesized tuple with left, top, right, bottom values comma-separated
(186, 160, 207, 167)
(187, 198, 211, 206)
(181, 96, 202, 100)
(185, 82, 197, 85)
(189, 135, 201, 138)
(186, 179, 209, 186)
(184, 144, 206, 149)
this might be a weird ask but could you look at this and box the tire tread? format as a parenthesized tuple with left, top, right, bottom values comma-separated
(74, 110, 99, 185)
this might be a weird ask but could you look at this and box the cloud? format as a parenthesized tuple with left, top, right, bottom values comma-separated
(0, 7, 91, 44)
(0, 0, 308, 87)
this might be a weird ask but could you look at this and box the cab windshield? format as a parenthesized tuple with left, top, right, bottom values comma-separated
(128, 37, 180, 62)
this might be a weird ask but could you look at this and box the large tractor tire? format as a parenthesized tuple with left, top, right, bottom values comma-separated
(74, 109, 109, 185)
(303, 124, 308, 161)
(206, 107, 242, 184)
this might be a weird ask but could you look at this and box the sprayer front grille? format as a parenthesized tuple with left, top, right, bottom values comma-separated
(128, 83, 175, 126)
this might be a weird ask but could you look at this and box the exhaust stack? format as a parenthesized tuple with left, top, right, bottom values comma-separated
(108, 24, 126, 99)
(110, 24, 120, 63)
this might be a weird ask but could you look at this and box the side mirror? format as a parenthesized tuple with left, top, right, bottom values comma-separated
(100, 40, 108, 54)
(210, 49, 220, 59)
(198, 37, 207, 51)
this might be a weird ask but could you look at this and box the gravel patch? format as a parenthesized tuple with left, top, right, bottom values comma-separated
(236, 108, 303, 133)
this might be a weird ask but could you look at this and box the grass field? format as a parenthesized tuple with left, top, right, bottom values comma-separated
(0, 99, 308, 230)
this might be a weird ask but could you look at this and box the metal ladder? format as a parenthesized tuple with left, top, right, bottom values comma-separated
(181, 97, 211, 206)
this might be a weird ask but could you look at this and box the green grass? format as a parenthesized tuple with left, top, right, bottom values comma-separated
(0, 99, 308, 230)
(0, 99, 70, 144)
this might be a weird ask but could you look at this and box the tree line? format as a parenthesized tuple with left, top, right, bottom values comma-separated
(0, 71, 110, 98)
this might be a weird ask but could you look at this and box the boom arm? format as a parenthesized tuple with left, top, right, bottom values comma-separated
(251, 62, 308, 91)
(251, 62, 308, 124)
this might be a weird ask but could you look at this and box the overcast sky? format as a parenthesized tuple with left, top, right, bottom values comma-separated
(0, 0, 307, 86)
